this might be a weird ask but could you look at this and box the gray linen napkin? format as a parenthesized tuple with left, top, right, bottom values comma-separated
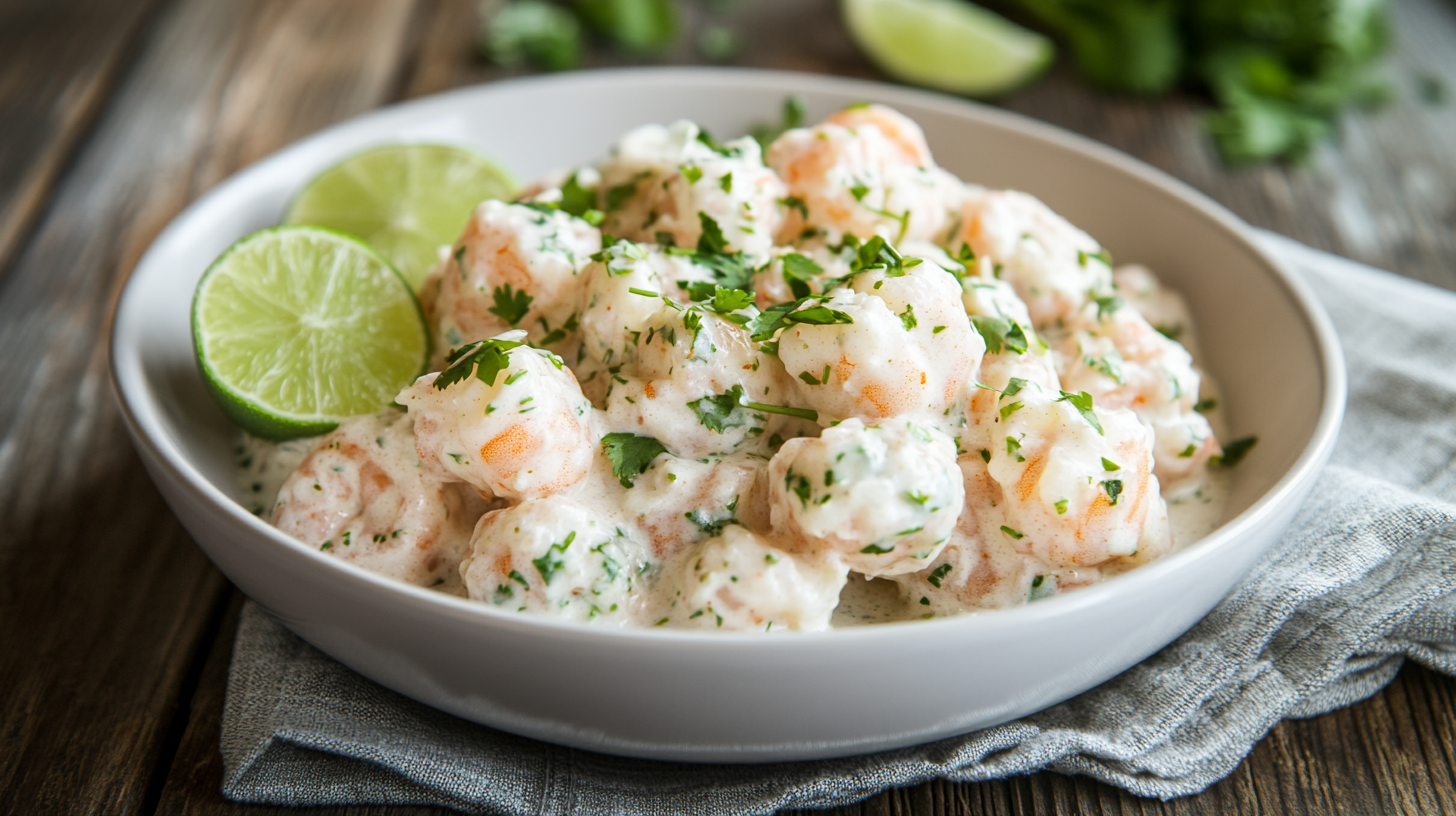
(220, 232, 1456, 812)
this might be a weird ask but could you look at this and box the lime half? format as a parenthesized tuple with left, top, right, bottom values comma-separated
(843, 0, 1054, 97)
(192, 226, 429, 440)
(284, 144, 516, 290)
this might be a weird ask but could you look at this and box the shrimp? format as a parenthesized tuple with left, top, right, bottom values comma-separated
(671, 526, 849, 632)
(1050, 294, 1218, 490)
(965, 374, 1172, 567)
(271, 412, 486, 587)
(889, 453, 1041, 613)
(461, 498, 648, 624)
(776, 256, 983, 426)
(424, 200, 601, 367)
(618, 454, 768, 560)
(397, 332, 595, 501)
(575, 240, 718, 377)
(767, 104, 960, 244)
(595, 121, 786, 263)
(944, 188, 1113, 326)
(601, 299, 795, 458)
(769, 418, 963, 576)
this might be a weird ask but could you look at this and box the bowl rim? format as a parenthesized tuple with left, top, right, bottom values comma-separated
(110, 65, 1347, 648)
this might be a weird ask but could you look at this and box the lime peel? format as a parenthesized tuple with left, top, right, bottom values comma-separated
(843, 0, 1054, 97)
(192, 225, 429, 441)
(284, 143, 516, 291)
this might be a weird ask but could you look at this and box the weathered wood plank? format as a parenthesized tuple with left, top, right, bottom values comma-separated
(0, 1, 424, 813)
(0, 0, 164, 282)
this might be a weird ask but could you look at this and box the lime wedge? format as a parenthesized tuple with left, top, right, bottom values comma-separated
(192, 226, 429, 440)
(842, 0, 1054, 97)
(284, 144, 516, 290)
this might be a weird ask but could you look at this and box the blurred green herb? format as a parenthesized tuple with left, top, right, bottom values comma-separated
(573, 0, 679, 54)
(480, 0, 583, 71)
(1010, 0, 1393, 164)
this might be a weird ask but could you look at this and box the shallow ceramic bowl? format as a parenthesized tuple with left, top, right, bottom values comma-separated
(111, 68, 1344, 762)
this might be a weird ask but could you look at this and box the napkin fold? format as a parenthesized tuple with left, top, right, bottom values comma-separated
(220, 233, 1456, 813)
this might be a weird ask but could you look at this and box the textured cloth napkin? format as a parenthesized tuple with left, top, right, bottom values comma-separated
(220, 232, 1456, 813)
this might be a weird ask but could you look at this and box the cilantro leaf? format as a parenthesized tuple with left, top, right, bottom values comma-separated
(747, 299, 803, 342)
(1056, 390, 1104, 435)
(710, 287, 754, 314)
(927, 563, 952, 588)
(434, 338, 522, 391)
(601, 432, 668, 488)
(697, 212, 728, 255)
(487, 283, 534, 326)
(786, 305, 854, 326)
(971, 316, 1029, 355)
(780, 253, 823, 299)
(688, 385, 745, 433)
(1212, 436, 1257, 467)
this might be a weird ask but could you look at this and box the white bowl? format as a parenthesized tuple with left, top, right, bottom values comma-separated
(110, 67, 1344, 762)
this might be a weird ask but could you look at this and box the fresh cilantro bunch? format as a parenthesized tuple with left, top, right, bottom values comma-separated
(479, 0, 679, 71)
(1011, 0, 1391, 163)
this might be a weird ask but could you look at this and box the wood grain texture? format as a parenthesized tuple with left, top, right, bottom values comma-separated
(0, 0, 164, 282)
(2, 0, 1455, 814)
(0, 0, 424, 814)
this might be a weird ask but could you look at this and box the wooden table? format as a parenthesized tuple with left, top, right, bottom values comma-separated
(4, 1, 1455, 813)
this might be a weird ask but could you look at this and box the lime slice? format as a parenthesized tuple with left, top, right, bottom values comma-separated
(842, 0, 1054, 97)
(284, 144, 516, 290)
(192, 226, 429, 440)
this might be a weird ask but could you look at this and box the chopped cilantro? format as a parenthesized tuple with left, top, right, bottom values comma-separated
(1101, 457, 1121, 471)
(487, 283, 533, 326)
(898, 303, 917, 331)
(1057, 390, 1104, 435)
(688, 385, 745, 433)
(1101, 479, 1124, 505)
(601, 432, 668, 487)
(860, 542, 895, 554)
(971, 315, 1029, 355)
(927, 563, 952, 587)
(780, 253, 823, 298)
(1054, 498, 1069, 515)
(681, 164, 703, 184)
(1000, 525, 1025, 539)
(434, 338, 522, 391)
(1212, 436, 1257, 467)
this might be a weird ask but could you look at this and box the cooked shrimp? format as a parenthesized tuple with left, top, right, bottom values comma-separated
(618, 453, 768, 560)
(671, 526, 849, 632)
(944, 188, 1113, 326)
(574, 240, 719, 376)
(776, 257, 983, 426)
(461, 498, 647, 624)
(602, 303, 794, 459)
(1050, 295, 1217, 490)
(271, 412, 486, 587)
(769, 418, 963, 576)
(424, 200, 601, 367)
(398, 332, 595, 501)
(965, 375, 1172, 567)
(596, 121, 786, 263)
(767, 104, 960, 244)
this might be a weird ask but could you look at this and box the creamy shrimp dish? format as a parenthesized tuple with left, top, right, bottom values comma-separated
(248, 104, 1235, 631)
